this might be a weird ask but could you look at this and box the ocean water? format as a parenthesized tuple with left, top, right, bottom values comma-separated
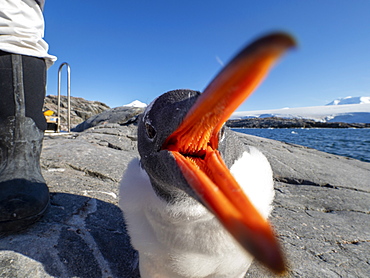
(233, 128, 370, 163)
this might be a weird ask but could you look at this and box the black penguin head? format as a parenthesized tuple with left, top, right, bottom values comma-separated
(138, 89, 202, 201)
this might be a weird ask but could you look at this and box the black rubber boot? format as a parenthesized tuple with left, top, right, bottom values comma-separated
(0, 53, 49, 233)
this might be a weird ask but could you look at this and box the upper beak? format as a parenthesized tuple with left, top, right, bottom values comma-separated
(162, 33, 296, 274)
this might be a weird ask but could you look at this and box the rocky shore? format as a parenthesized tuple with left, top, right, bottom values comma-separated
(44, 95, 370, 129)
(43, 95, 111, 130)
(0, 106, 369, 278)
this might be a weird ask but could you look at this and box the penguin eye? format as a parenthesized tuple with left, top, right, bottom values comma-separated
(145, 122, 157, 139)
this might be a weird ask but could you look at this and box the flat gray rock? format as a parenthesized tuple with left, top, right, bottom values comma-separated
(0, 125, 369, 278)
(72, 107, 144, 132)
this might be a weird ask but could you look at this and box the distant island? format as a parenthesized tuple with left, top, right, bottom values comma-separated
(230, 96, 370, 127)
(226, 117, 370, 129)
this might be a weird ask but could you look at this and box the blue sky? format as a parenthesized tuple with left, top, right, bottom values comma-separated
(43, 1, 370, 111)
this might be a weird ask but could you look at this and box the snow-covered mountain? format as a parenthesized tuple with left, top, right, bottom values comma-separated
(231, 96, 370, 124)
(326, 96, 370, 106)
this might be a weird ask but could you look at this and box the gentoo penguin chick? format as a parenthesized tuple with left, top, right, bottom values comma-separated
(119, 33, 295, 278)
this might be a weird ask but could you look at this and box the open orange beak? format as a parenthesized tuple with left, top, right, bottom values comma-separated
(162, 33, 296, 274)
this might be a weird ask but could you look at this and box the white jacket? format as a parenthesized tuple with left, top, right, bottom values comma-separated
(0, 0, 56, 68)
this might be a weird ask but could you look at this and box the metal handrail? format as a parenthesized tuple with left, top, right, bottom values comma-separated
(57, 62, 71, 133)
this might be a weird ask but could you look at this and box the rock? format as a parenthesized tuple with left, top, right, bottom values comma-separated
(43, 95, 111, 130)
(1, 125, 140, 278)
(0, 125, 369, 277)
(43, 95, 144, 132)
(238, 133, 370, 277)
(227, 117, 370, 128)
(72, 106, 145, 132)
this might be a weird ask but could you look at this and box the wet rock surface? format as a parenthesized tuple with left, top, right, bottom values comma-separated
(72, 107, 145, 132)
(0, 123, 369, 277)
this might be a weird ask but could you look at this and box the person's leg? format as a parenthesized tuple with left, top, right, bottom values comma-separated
(0, 51, 49, 233)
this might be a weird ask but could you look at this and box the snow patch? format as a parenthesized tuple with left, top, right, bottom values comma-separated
(123, 100, 147, 108)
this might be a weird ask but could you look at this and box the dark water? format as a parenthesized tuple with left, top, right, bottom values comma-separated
(233, 128, 370, 163)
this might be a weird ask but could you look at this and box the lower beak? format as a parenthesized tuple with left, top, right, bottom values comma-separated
(162, 33, 296, 274)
